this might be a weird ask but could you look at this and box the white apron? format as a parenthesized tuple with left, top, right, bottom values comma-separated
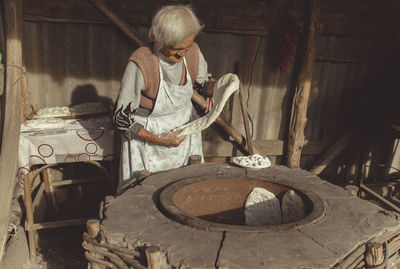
(119, 58, 203, 181)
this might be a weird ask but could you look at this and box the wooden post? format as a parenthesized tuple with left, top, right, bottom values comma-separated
(145, 246, 161, 269)
(41, 168, 58, 210)
(0, 0, 24, 262)
(188, 155, 202, 165)
(365, 242, 385, 267)
(238, 36, 262, 156)
(87, 0, 254, 155)
(286, 0, 319, 167)
(86, 219, 104, 269)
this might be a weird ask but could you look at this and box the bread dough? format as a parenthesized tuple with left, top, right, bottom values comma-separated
(34, 106, 71, 118)
(177, 73, 240, 136)
(281, 189, 306, 224)
(244, 187, 282, 226)
(24, 118, 67, 129)
(33, 102, 108, 119)
(232, 154, 271, 169)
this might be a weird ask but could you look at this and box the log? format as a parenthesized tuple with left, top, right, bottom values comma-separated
(365, 242, 385, 267)
(86, 219, 100, 239)
(0, 0, 23, 262)
(87, 0, 254, 155)
(145, 246, 161, 269)
(86, 219, 103, 269)
(286, 0, 319, 167)
(310, 130, 352, 175)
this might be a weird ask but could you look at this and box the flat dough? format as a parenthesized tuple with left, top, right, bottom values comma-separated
(281, 189, 306, 224)
(34, 106, 71, 118)
(244, 187, 282, 226)
(33, 102, 108, 119)
(177, 73, 240, 136)
(24, 118, 67, 129)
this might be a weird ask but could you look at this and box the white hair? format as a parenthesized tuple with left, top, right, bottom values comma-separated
(149, 5, 203, 52)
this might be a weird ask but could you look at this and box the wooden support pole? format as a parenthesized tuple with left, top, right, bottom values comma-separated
(0, 0, 24, 262)
(145, 246, 161, 269)
(88, 0, 253, 155)
(286, 0, 319, 167)
(310, 130, 352, 175)
(238, 36, 262, 156)
(86, 219, 103, 269)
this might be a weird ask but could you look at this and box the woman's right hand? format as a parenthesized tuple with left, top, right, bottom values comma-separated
(159, 129, 186, 147)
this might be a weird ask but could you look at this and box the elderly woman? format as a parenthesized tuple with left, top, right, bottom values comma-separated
(113, 5, 214, 185)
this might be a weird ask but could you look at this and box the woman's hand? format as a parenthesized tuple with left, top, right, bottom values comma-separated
(159, 129, 186, 147)
(205, 97, 214, 114)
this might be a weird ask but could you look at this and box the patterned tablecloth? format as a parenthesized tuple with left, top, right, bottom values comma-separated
(17, 116, 120, 185)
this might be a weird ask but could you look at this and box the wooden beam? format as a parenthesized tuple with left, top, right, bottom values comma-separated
(25, 218, 87, 231)
(0, 0, 23, 262)
(309, 130, 352, 175)
(88, 0, 144, 47)
(202, 139, 331, 157)
(286, 0, 319, 168)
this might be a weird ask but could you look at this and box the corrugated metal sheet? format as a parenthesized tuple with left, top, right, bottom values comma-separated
(24, 22, 148, 109)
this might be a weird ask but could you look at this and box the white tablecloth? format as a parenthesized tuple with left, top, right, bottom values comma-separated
(17, 116, 119, 185)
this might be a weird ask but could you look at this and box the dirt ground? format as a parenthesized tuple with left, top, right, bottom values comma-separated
(1, 225, 87, 269)
(1, 168, 111, 269)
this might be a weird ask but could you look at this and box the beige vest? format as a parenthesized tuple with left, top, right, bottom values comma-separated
(128, 42, 199, 110)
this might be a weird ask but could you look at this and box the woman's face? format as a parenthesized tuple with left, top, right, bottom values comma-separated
(160, 34, 195, 63)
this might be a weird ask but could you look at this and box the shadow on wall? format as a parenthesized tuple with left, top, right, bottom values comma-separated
(70, 84, 113, 109)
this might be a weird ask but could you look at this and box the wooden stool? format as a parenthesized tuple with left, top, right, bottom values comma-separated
(23, 160, 113, 261)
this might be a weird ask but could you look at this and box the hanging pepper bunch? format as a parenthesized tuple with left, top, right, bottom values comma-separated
(271, 20, 301, 72)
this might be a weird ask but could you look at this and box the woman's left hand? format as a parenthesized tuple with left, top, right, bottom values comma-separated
(205, 97, 214, 114)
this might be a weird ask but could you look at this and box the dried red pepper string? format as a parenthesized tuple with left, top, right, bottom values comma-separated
(272, 21, 301, 72)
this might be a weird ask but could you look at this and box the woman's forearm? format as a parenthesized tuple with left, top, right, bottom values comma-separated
(136, 128, 163, 145)
(136, 128, 185, 147)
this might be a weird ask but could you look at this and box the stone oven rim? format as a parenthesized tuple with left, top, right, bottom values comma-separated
(158, 174, 326, 232)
